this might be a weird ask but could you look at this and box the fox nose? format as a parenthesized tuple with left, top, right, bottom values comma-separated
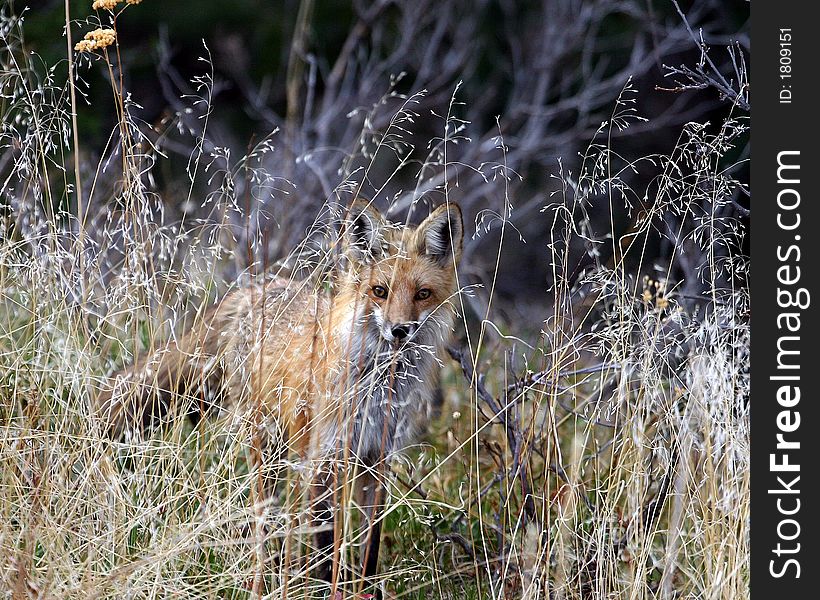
(391, 324, 413, 340)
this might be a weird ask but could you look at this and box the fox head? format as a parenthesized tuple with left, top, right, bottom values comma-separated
(341, 199, 463, 346)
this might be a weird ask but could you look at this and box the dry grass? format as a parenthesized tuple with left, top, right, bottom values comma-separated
(1, 4, 748, 599)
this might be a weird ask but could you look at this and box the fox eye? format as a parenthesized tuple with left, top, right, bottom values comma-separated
(414, 288, 432, 301)
(372, 285, 388, 299)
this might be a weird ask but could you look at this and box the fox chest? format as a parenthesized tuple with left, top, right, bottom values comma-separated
(253, 343, 437, 465)
(343, 354, 437, 464)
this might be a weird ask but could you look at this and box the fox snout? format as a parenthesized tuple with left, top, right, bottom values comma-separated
(381, 320, 419, 343)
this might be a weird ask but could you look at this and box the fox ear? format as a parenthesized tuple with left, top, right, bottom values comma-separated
(343, 199, 385, 264)
(416, 203, 463, 265)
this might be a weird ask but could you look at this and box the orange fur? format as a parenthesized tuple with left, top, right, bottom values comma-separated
(98, 200, 463, 465)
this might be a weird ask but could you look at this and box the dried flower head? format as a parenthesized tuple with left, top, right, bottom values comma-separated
(640, 276, 672, 311)
(74, 28, 116, 53)
(126, 0, 143, 4)
(92, 0, 119, 9)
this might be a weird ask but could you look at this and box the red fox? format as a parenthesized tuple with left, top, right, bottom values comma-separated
(97, 199, 463, 595)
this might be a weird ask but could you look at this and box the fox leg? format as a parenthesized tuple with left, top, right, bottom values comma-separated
(358, 468, 383, 599)
(312, 473, 334, 582)
(313, 467, 384, 598)
(312, 468, 349, 590)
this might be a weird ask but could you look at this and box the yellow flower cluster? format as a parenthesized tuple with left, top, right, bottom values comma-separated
(91, 0, 142, 9)
(641, 276, 670, 310)
(74, 28, 116, 53)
